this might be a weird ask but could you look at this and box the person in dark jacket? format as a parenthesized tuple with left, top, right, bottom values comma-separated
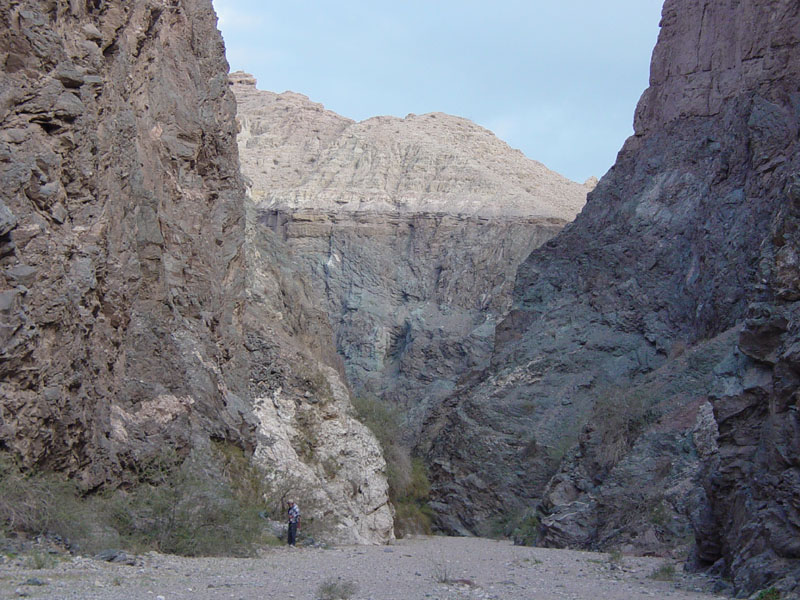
(287, 500, 300, 546)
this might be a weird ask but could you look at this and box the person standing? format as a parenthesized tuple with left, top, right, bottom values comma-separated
(287, 500, 300, 546)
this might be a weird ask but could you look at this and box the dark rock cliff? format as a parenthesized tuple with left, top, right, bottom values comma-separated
(421, 0, 800, 594)
(0, 0, 392, 543)
(261, 209, 564, 442)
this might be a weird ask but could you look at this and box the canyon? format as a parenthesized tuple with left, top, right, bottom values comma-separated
(0, 0, 798, 597)
(418, 0, 800, 596)
(232, 71, 591, 441)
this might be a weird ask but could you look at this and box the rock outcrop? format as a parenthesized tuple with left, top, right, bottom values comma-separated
(420, 0, 800, 595)
(0, 0, 391, 544)
(233, 74, 590, 439)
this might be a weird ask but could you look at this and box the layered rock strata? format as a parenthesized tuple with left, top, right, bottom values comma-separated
(233, 73, 590, 438)
(0, 0, 391, 544)
(421, 0, 800, 594)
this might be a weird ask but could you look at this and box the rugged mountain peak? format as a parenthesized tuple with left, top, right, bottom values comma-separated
(634, 0, 800, 136)
(232, 74, 590, 452)
(232, 73, 590, 219)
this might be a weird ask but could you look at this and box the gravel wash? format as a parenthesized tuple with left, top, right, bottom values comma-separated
(0, 536, 730, 600)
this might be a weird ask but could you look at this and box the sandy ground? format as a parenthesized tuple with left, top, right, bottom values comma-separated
(0, 536, 730, 600)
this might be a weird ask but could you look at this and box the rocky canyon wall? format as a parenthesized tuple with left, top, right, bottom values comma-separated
(0, 0, 391, 544)
(420, 0, 800, 594)
(233, 73, 591, 440)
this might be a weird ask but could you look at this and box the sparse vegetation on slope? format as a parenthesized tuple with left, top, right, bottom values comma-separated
(0, 444, 281, 556)
(351, 395, 434, 536)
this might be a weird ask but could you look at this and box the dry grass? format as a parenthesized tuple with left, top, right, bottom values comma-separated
(0, 444, 281, 557)
(317, 577, 358, 599)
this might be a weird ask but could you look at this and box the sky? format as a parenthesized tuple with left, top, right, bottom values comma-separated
(212, 1, 664, 184)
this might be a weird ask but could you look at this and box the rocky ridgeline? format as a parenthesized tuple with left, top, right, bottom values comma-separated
(0, 0, 391, 544)
(420, 0, 800, 595)
(232, 72, 591, 439)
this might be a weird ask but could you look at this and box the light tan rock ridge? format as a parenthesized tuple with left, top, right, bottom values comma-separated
(232, 71, 591, 219)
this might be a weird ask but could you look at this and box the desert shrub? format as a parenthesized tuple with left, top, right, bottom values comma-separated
(351, 395, 402, 452)
(755, 588, 781, 600)
(106, 445, 273, 556)
(404, 457, 431, 500)
(0, 453, 92, 546)
(390, 456, 434, 534)
(607, 549, 624, 566)
(433, 562, 454, 584)
(317, 577, 358, 600)
(213, 441, 273, 511)
(351, 396, 433, 536)
(591, 387, 659, 470)
(477, 506, 529, 540)
(0, 444, 279, 557)
(511, 513, 541, 546)
(394, 496, 435, 536)
(648, 563, 676, 581)
(25, 550, 58, 569)
(648, 499, 669, 526)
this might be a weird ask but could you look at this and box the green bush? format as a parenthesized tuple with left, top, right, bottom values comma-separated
(351, 396, 402, 451)
(755, 588, 781, 600)
(648, 563, 676, 581)
(351, 396, 434, 536)
(511, 513, 541, 546)
(607, 549, 624, 566)
(0, 444, 279, 557)
(107, 445, 275, 556)
(25, 550, 58, 569)
(394, 497, 435, 536)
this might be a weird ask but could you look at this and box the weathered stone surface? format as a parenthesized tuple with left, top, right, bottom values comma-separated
(538, 330, 735, 558)
(233, 74, 590, 440)
(419, 0, 800, 595)
(1, 0, 247, 487)
(243, 206, 393, 543)
(234, 73, 591, 220)
(0, 0, 390, 544)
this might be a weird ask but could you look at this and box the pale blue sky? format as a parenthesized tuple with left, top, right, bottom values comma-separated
(212, 1, 664, 183)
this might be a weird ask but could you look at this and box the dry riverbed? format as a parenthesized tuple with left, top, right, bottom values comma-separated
(1, 536, 730, 600)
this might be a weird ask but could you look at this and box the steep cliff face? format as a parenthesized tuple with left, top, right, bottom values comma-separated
(0, 0, 246, 486)
(233, 74, 590, 438)
(0, 0, 391, 544)
(421, 0, 800, 593)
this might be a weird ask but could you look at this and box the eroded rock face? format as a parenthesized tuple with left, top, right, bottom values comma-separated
(1, 0, 247, 487)
(233, 74, 590, 439)
(420, 0, 800, 594)
(0, 0, 391, 544)
(242, 207, 394, 543)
